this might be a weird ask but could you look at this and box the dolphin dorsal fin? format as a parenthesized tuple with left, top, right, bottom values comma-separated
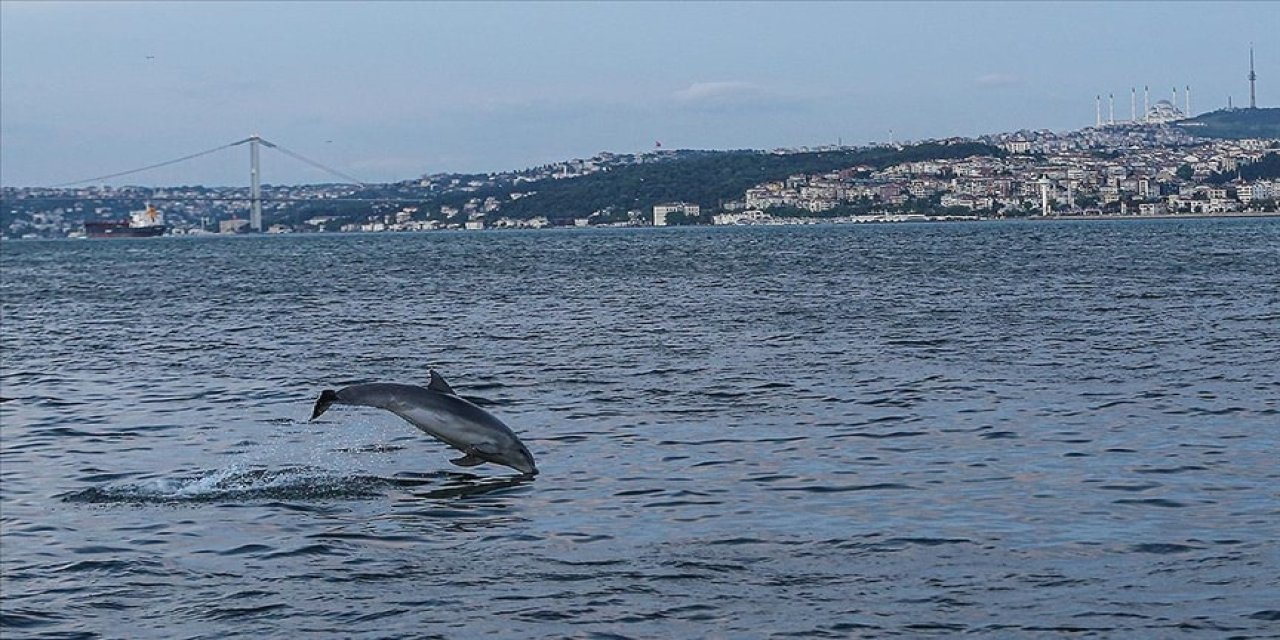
(427, 370, 458, 395)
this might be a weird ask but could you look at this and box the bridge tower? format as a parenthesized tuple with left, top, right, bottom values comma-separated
(249, 135, 263, 232)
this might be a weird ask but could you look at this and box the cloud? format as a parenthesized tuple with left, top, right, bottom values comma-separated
(974, 73, 1023, 88)
(665, 80, 811, 116)
(672, 81, 765, 102)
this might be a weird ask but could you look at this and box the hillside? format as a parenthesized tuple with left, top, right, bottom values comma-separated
(1174, 108, 1280, 140)
(490, 142, 1001, 221)
(1207, 148, 1280, 184)
(2, 141, 1006, 232)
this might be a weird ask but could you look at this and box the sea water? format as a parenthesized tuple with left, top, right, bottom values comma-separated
(1, 219, 1278, 638)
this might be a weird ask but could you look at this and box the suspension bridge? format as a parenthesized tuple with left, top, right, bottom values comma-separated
(51, 136, 410, 232)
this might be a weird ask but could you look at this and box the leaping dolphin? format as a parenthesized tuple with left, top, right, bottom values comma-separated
(310, 370, 537, 476)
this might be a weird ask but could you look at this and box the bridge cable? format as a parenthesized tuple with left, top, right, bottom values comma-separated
(259, 138, 366, 186)
(49, 141, 243, 188)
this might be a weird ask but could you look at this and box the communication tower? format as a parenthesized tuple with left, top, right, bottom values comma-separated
(1249, 45, 1257, 109)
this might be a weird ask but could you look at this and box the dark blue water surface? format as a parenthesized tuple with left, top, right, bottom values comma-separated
(2, 219, 1278, 638)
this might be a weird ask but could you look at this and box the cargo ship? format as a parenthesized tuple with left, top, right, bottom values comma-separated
(84, 205, 168, 238)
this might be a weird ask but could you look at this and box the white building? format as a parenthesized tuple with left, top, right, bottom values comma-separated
(713, 209, 772, 225)
(1239, 183, 1274, 202)
(1002, 140, 1033, 154)
(220, 218, 250, 234)
(652, 202, 700, 226)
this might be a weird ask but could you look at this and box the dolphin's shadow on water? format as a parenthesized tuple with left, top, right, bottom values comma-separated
(386, 470, 534, 500)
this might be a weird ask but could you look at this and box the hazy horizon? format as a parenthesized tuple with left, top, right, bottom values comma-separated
(2, 1, 1276, 187)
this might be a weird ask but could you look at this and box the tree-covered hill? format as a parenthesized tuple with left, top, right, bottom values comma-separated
(1207, 148, 1280, 184)
(1175, 108, 1280, 140)
(493, 142, 1001, 221)
(2, 141, 1003, 231)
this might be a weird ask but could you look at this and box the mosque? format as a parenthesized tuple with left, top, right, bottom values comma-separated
(1093, 87, 1191, 127)
(1097, 46, 1261, 127)
(1144, 99, 1185, 124)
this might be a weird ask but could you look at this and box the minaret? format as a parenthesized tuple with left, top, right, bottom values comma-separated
(1131, 87, 1137, 122)
(1249, 44, 1257, 109)
(1185, 85, 1191, 116)
(1095, 95, 1102, 127)
(1109, 93, 1115, 125)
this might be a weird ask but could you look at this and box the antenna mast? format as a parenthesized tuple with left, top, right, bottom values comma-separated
(1249, 44, 1257, 109)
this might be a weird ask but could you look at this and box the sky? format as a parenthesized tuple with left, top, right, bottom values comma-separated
(2, 1, 1276, 187)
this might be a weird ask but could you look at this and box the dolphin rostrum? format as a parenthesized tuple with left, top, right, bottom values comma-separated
(310, 370, 537, 476)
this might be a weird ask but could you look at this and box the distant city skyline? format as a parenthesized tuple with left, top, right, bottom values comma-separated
(1, 1, 1276, 187)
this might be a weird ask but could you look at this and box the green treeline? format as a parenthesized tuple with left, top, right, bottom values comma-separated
(4, 141, 1004, 230)
(494, 142, 1001, 221)
(1175, 108, 1280, 140)
(1207, 150, 1280, 184)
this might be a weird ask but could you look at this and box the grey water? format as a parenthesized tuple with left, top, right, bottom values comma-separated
(1, 219, 1278, 639)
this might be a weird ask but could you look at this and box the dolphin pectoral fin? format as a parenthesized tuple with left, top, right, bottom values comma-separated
(450, 442, 500, 467)
(450, 454, 487, 467)
(427, 370, 458, 396)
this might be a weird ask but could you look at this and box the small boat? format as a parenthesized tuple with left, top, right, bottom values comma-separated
(84, 205, 168, 238)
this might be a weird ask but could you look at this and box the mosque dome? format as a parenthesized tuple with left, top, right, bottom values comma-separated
(1146, 100, 1184, 124)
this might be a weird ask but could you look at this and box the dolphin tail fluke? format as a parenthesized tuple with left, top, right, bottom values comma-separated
(310, 389, 338, 421)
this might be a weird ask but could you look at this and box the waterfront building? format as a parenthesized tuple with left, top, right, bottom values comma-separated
(713, 210, 771, 225)
(220, 219, 250, 234)
(653, 202, 700, 226)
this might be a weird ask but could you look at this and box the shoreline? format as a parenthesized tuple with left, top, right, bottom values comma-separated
(699, 211, 1280, 227)
(4, 211, 1278, 241)
(1032, 211, 1280, 222)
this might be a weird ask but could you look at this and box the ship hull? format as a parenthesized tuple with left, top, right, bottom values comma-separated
(84, 222, 168, 238)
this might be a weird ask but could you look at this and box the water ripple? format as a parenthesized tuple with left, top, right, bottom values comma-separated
(3, 220, 1279, 639)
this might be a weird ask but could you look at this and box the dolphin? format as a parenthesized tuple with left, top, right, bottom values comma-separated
(310, 370, 537, 476)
